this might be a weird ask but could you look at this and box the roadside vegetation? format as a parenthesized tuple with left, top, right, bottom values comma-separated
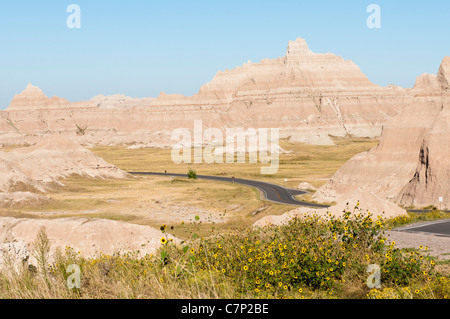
(187, 169, 197, 180)
(1, 207, 448, 299)
(389, 211, 450, 228)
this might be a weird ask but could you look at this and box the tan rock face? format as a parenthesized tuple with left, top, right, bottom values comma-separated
(0, 241, 29, 271)
(397, 98, 450, 208)
(298, 182, 316, 191)
(314, 57, 450, 210)
(0, 135, 128, 195)
(437, 56, 450, 90)
(0, 38, 408, 148)
(0, 217, 176, 264)
(91, 94, 155, 109)
(8, 83, 93, 110)
(413, 74, 441, 94)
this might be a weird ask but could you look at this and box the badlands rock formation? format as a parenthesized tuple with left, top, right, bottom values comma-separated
(0, 217, 175, 266)
(297, 182, 316, 191)
(0, 241, 29, 270)
(0, 38, 408, 148)
(91, 94, 156, 109)
(2, 37, 448, 215)
(0, 133, 169, 263)
(0, 135, 128, 206)
(396, 58, 450, 208)
(314, 57, 450, 210)
(8, 83, 89, 110)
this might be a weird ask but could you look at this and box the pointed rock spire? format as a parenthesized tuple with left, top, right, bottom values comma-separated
(286, 37, 313, 57)
(437, 56, 450, 90)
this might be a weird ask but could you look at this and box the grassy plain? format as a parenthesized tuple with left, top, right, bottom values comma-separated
(3, 137, 379, 238)
(91, 137, 379, 190)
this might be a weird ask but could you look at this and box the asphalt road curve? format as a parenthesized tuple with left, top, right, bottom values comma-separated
(129, 172, 330, 208)
(394, 219, 450, 237)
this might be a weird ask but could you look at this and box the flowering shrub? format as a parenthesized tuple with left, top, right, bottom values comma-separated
(1, 208, 447, 299)
(186, 209, 437, 297)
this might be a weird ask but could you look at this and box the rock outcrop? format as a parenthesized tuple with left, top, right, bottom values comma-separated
(313, 57, 450, 210)
(90, 94, 155, 109)
(0, 135, 128, 193)
(8, 83, 93, 110)
(0, 135, 129, 207)
(298, 182, 317, 191)
(437, 56, 450, 91)
(396, 85, 450, 208)
(0, 38, 409, 148)
(0, 241, 29, 271)
(0, 217, 177, 265)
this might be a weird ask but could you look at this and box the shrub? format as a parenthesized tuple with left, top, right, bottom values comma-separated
(0, 208, 446, 299)
(187, 169, 197, 179)
(187, 209, 437, 297)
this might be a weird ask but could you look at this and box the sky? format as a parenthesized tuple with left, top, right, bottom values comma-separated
(1, 0, 450, 109)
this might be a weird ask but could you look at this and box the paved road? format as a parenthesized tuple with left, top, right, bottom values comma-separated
(129, 172, 330, 208)
(130, 172, 450, 236)
(395, 219, 450, 237)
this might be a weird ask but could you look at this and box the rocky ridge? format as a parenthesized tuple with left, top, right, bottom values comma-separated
(1, 38, 410, 148)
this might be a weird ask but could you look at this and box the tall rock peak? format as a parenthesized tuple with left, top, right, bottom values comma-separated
(22, 83, 46, 96)
(286, 37, 313, 57)
(6, 83, 70, 111)
(437, 56, 450, 90)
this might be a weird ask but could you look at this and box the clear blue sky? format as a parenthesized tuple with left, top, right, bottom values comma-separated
(1, 0, 449, 109)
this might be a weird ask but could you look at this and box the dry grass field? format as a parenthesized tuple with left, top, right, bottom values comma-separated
(91, 137, 379, 189)
(2, 137, 379, 239)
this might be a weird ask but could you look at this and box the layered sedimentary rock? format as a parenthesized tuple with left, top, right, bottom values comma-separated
(0, 38, 409, 147)
(90, 94, 155, 109)
(396, 57, 450, 208)
(8, 83, 94, 110)
(0, 217, 179, 265)
(314, 57, 450, 209)
(0, 241, 29, 271)
(3, 37, 448, 211)
(0, 135, 128, 205)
